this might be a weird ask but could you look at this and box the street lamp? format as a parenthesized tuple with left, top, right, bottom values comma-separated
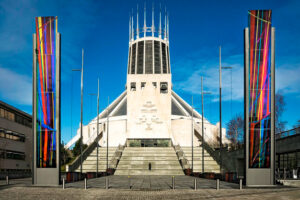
(88, 78, 100, 176)
(71, 48, 84, 174)
(219, 46, 232, 174)
(190, 78, 211, 173)
(201, 76, 212, 173)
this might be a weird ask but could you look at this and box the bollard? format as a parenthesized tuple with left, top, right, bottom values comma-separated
(194, 178, 197, 191)
(172, 176, 175, 190)
(6, 176, 9, 185)
(216, 179, 220, 190)
(105, 177, 109, 189)
(284, 168, 286, 180)
(63, 178, 65, 190)
(128, 176, 131, 189)
(84, 178, 87, 190)
(239, 179, 242, 190)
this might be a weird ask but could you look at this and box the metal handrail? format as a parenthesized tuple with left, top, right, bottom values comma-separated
(193, 128, 230, 172)
(67, 131, 103, 172)
(174, 144, 190, 170)
(276, 127, 300, 140)
(108, 144, 125, 169)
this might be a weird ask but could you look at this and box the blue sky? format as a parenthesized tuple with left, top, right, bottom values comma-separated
(0, 0, 299, 144)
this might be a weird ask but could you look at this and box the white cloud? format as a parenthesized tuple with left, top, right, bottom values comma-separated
(276, 63, 300, 94)
(173, 49, 300, 102)
(173, 53, 244, 102)
(0, 66, 32, 105)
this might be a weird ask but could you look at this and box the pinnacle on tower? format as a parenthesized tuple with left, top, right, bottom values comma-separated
(144, 2, 146, 37)
(136, 4, 139, 39)
(152, 3, 154, 37)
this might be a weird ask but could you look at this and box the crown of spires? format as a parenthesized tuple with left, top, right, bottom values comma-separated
(129, 4, 169, 42)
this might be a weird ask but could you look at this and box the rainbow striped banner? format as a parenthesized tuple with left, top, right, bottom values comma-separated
(248, 10, 272, 168)
(35, 16, 57, 168)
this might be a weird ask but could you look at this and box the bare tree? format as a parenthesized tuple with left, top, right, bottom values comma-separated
(226, 114, 244, 149)
(275, 93, 286, 133)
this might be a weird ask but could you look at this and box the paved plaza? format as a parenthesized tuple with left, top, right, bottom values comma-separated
(0, 176, 300, 199)
(66, 175, 238, 190)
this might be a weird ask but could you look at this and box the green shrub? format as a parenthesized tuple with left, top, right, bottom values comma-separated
(129, 140, 141, 147)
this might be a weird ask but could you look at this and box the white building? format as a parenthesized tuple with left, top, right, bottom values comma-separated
(65, 8, 229, 150)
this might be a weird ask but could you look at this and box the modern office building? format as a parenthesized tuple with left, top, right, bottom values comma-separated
(0, 100, 32, 176)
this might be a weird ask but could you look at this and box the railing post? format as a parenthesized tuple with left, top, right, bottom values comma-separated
(84, 178, 87, 190)
(105, 177, 109, 189)
(6, 176, 9, 185)
(62, 178, 65, 189)
(194, 178, 197, 190)
(216, 179, 220, 190)
(172, 176, 175, 190)
(239, 178, 242, 190)
(128, 176, 131, 189)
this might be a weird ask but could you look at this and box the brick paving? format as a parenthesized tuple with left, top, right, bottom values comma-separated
(0, 186, 300, 200)
(66, 175, 239, 190)
(0, 176, 300, 200)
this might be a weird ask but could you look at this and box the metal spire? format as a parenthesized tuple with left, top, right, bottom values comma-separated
(131, 11, 134, 41)
(136, 4, 139, 39)
(144, 2, 146, 37)
(167, 13, 169, 41)
(129, 15, 131, 42)
(159, 4, 162, 38)
(164, 7, 167, 40)
(152, 3, 154, 37)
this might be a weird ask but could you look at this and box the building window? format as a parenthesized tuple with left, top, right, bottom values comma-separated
(145, 40, 153, 74)
(162, 43, 167, 73)
(137, 41, 144, 74)
(130, 82, 136, 91)
(154, 41, 161, 74)
(0, 108, 4, 118)
(127, 46, 131, 74)
(141, 82, 146, 90)
(0, 128, 25, 142)
(0, 107, 32, 128)
(131, 43, 136, 74)
(152, 82, 157, 88)
(160, 82, 168, 93)
(0, 149, 25, 160)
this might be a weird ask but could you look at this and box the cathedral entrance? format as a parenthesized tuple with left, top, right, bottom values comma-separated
(126, 139, 171, 147)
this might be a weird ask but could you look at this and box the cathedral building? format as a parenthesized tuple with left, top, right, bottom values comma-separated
(66, 7, 229, 175)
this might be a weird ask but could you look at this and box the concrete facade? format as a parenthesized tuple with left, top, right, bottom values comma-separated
(0, 101, 32, 172)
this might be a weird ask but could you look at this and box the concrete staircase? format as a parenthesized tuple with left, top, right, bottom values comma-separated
(181, 147, 220, 173)
(74, 147, 117, 173)
(115, 147, 184, 175)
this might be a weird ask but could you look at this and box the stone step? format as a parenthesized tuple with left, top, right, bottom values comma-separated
(85, 157, 114, 161)
(81, 165, 109, 170)
(115, 169, 184, 175)
(122, 153, 177, 159)
(124, 149, 175, 152)
(184, 157, 216, 161)
(90, 152, 115, 157)
(122, 152, 176, 156)
(118, 160, 181, 165)
(125, 147, 175, 150)
(82, 160, 112, 165)
(116, 164, 182, 170)
(115, 147, 184, 175)
(193, 169, 220, 173)
(120, 157, 178, 161)
(75, 169, 107, 173)
(185, 159, 216, 163)
(123, 150, 176, 152)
